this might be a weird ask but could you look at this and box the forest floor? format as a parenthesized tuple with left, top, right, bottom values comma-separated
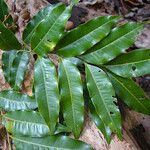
(0, 0, 150, 150)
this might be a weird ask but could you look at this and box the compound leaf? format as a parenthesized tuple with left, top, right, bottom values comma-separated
(12, 135, 93, 150)
(106, 49, 150, 78)
(31, 3, 72, 56)
(57, 16, 119, 57)
(0, 21, 21, 50)
(0, 90, 37, 111)
(34, 57, 60, 135)
(23, 4, 54, 44)
(58, 59, 84, 138)
(85, 64, 122, 139)
(80, 22, 143, 65)
(107, 71, 150, 115)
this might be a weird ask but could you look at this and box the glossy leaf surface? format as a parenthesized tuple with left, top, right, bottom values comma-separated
(107, 71, 150, 115)
(55, 123, 71, 134)
(85, 64, 121, 139)
(12, 135, 93, 150)
(0, 0, 13, 25)
(0, 21, 21, 50)
(90, 102, 112, 143)
(2, 111, 49, 137)
(58, 59, 84, 138)
(2, 50, 17, 83)
(81, 22, 143, 65)
(34, 57, 60, 135)
(23, 4, 54, 44)
(31, 3, 72, 56)
(0, 90, 37, 111)
(57, 16, 119, 57)
(8, 51, 29, 90)
(106, 49, 150, 78)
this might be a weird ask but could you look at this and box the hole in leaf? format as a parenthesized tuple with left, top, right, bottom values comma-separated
(132, 66, 136, 71)
(33, 54, 37, 61)
(112, 95, 117, 99)
(110, 111, 114, 115)
(113, 101, 118, 106)
(47, 39, 52, 42)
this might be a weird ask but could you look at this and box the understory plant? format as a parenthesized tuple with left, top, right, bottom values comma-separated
(0, 0, 150, 149)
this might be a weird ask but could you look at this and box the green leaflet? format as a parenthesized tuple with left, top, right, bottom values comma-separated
(0, 90, 37, 111)
(58, 59, 84, 138)
(2, 111, 49, 137)
(0, 21, 21, 50)
(2, 50, 17, 83)
(5, 51, 29, 91)
(57, 16, 119, 57)
(90, 102, 112, 144)
(85, 64, 122, 139)
(2, 111, 71, 137)
(23, 4, 54, 44)
(0, 0, 13, 26)
(31, 3, 72, 56)
(34, 57, 60, 135)
(80, 22, 144, 65)
(106, 49, 150, 78)
(12, 135, 93, 150)
(107, 71, 150, 115)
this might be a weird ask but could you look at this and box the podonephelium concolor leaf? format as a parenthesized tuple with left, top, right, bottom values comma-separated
(34, 57, 60, 135)
(107, 71, 150, 115)
(2, 110, 71, 137)
(58, 59, 84, 138)
(57, 16, 120, 57)
(106, 49, 150, 78)
(23, 4, 54, 44)
(31, 3, 72, 56)
(0, 90, 37, 111)
(9, 51, 29, 91)
(85, 64, 122, 139)
(2, 111, 49, 137)
(2, 50, 17, 83)
(0, 0, 13, 26)
(0, 21, 21, 50)
(12, 135, 93, 150)
(80, 22, 143, 65)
